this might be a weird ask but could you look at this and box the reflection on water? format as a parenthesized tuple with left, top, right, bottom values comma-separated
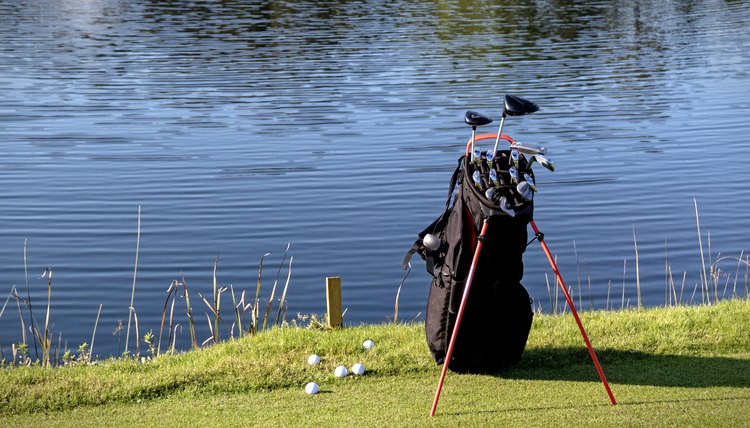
(1, 0, 749, 358)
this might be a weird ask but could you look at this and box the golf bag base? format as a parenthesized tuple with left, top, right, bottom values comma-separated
(406, 155, 534, 373)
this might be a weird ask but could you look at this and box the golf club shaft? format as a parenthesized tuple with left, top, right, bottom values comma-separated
(470, 127, 477, 162)
(529, 220, 618, 406)
(429, 219, 490, 417)
(490, 114, 506, 156)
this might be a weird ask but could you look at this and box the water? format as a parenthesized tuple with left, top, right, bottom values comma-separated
(1, 0, 749, 359)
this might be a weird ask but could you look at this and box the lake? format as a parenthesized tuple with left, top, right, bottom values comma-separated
(1, 0, 749, 359)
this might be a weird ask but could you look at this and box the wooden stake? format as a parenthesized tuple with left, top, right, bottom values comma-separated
(326, 277, 342, 329)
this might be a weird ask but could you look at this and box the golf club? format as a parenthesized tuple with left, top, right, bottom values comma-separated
(516, 181, 533, 201)
(510, 149, 520, 168)
(498, 196, 515, 217)
(524, 173, 537, 192)
(509, 166, 519, 184)
(489, 169, 499, 186)
(510, 141, 547, 155)
(472, 170, 483, 189)
(485, 151, 494, 168)
(465, 111, 492, 163)
(527, 154, 555, 171)
(490, 95, 540, 156)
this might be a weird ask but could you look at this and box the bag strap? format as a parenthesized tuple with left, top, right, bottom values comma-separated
(401, 157, 463, 270)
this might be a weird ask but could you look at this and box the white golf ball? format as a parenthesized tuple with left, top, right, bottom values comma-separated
(305, 382, 319, 395)
(351, 363, 365, 376)
(334, 365, 348, 377)
(362, 339, 375, 350)
(307, 354, 321, 365)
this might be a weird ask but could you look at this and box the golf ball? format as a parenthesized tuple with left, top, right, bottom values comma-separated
(351, 363, 365, 376)
(307, 354, 321, 365)
(305, 382, 319, 395)
(362, 339, 375, 350)
(334, 365, 348, 377)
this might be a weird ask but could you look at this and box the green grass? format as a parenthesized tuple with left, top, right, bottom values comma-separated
(2, 300, 749, 427)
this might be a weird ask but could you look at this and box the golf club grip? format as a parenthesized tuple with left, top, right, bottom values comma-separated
(466, 133, 515, 155)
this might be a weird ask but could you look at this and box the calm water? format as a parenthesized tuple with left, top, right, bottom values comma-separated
(1, 0, 749, 358)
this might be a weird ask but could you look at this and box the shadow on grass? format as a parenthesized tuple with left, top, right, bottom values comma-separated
(440, 395, 750, 417)
(501, 347, 750, 388)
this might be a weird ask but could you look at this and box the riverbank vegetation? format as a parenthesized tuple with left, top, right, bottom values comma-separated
(1, 299, 748, 426)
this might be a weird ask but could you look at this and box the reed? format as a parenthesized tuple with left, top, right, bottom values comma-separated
(179, 276, 198, 349)
(252, 253, 270, 335)
(125, 206, 141, 354)
(212, 256, 220, 342)
(633, 226, 642, 309)
(40, 267, 53, 367)
(393, 262, 411, 323)
(263, 243, 290, 331)
(90, 303, 102, 360)
(23, 239, 40, 360)
(694, 198, 709, 304)
(275, 256, 293, 327)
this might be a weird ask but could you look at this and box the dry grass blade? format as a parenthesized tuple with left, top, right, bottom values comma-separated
(90, 303, 103, 359)
(23, 238, 40, 360)
(633, 226, 641, 310)
(694, 198, 709, 305)
(394, 263, 411, 323)
(180, 275, 198, 349)
(263, 243, 290, 331)
(125, 206, 141, 354)
(275, 256, 293, 327)
(252, 253, 271, 335)
(212, 256, 220, 342)
(157, 281, 179, 356)
(41, 267, 53, 367)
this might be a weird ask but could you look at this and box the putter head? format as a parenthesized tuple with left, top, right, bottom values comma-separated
(504, 95, 539, 117)
(528, 154, 555, 171)
(510, 141, 547, 155)
(464, 111, 493, 127)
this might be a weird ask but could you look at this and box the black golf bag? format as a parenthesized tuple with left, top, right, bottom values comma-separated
(404, 153, 534, 373)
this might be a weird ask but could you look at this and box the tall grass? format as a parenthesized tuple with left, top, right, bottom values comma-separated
(3, 200, 748, 366)
(542, 199, 748, 314)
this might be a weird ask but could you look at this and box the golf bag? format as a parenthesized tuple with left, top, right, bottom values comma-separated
(404, 154, 534, 373)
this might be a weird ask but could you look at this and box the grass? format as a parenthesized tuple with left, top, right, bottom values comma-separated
(1, 299, 748, 426)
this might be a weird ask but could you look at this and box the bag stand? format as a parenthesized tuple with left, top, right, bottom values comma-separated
(429, 134, 617, 417)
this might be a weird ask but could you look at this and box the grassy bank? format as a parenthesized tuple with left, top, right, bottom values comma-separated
(1, 299, 749, 426)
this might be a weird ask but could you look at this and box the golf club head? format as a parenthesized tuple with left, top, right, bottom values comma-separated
(516, 181, 533, 201)
(498, 196, 516, 217)
(509, 166, 519, 184)
(528, 154, 555, 171)
(472, 170, 482, 188)
(510, 141, 547, 155)
(473, 148, 481, 163)
(464, 111, 493, 127)
(423, 234, 442, 251)
(503, 95, 539, 117)
(523, 173, 537, 192)
(489, 169, 499, 186)
(485, 151, 494, 167)
(510, 149, 520, 167)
